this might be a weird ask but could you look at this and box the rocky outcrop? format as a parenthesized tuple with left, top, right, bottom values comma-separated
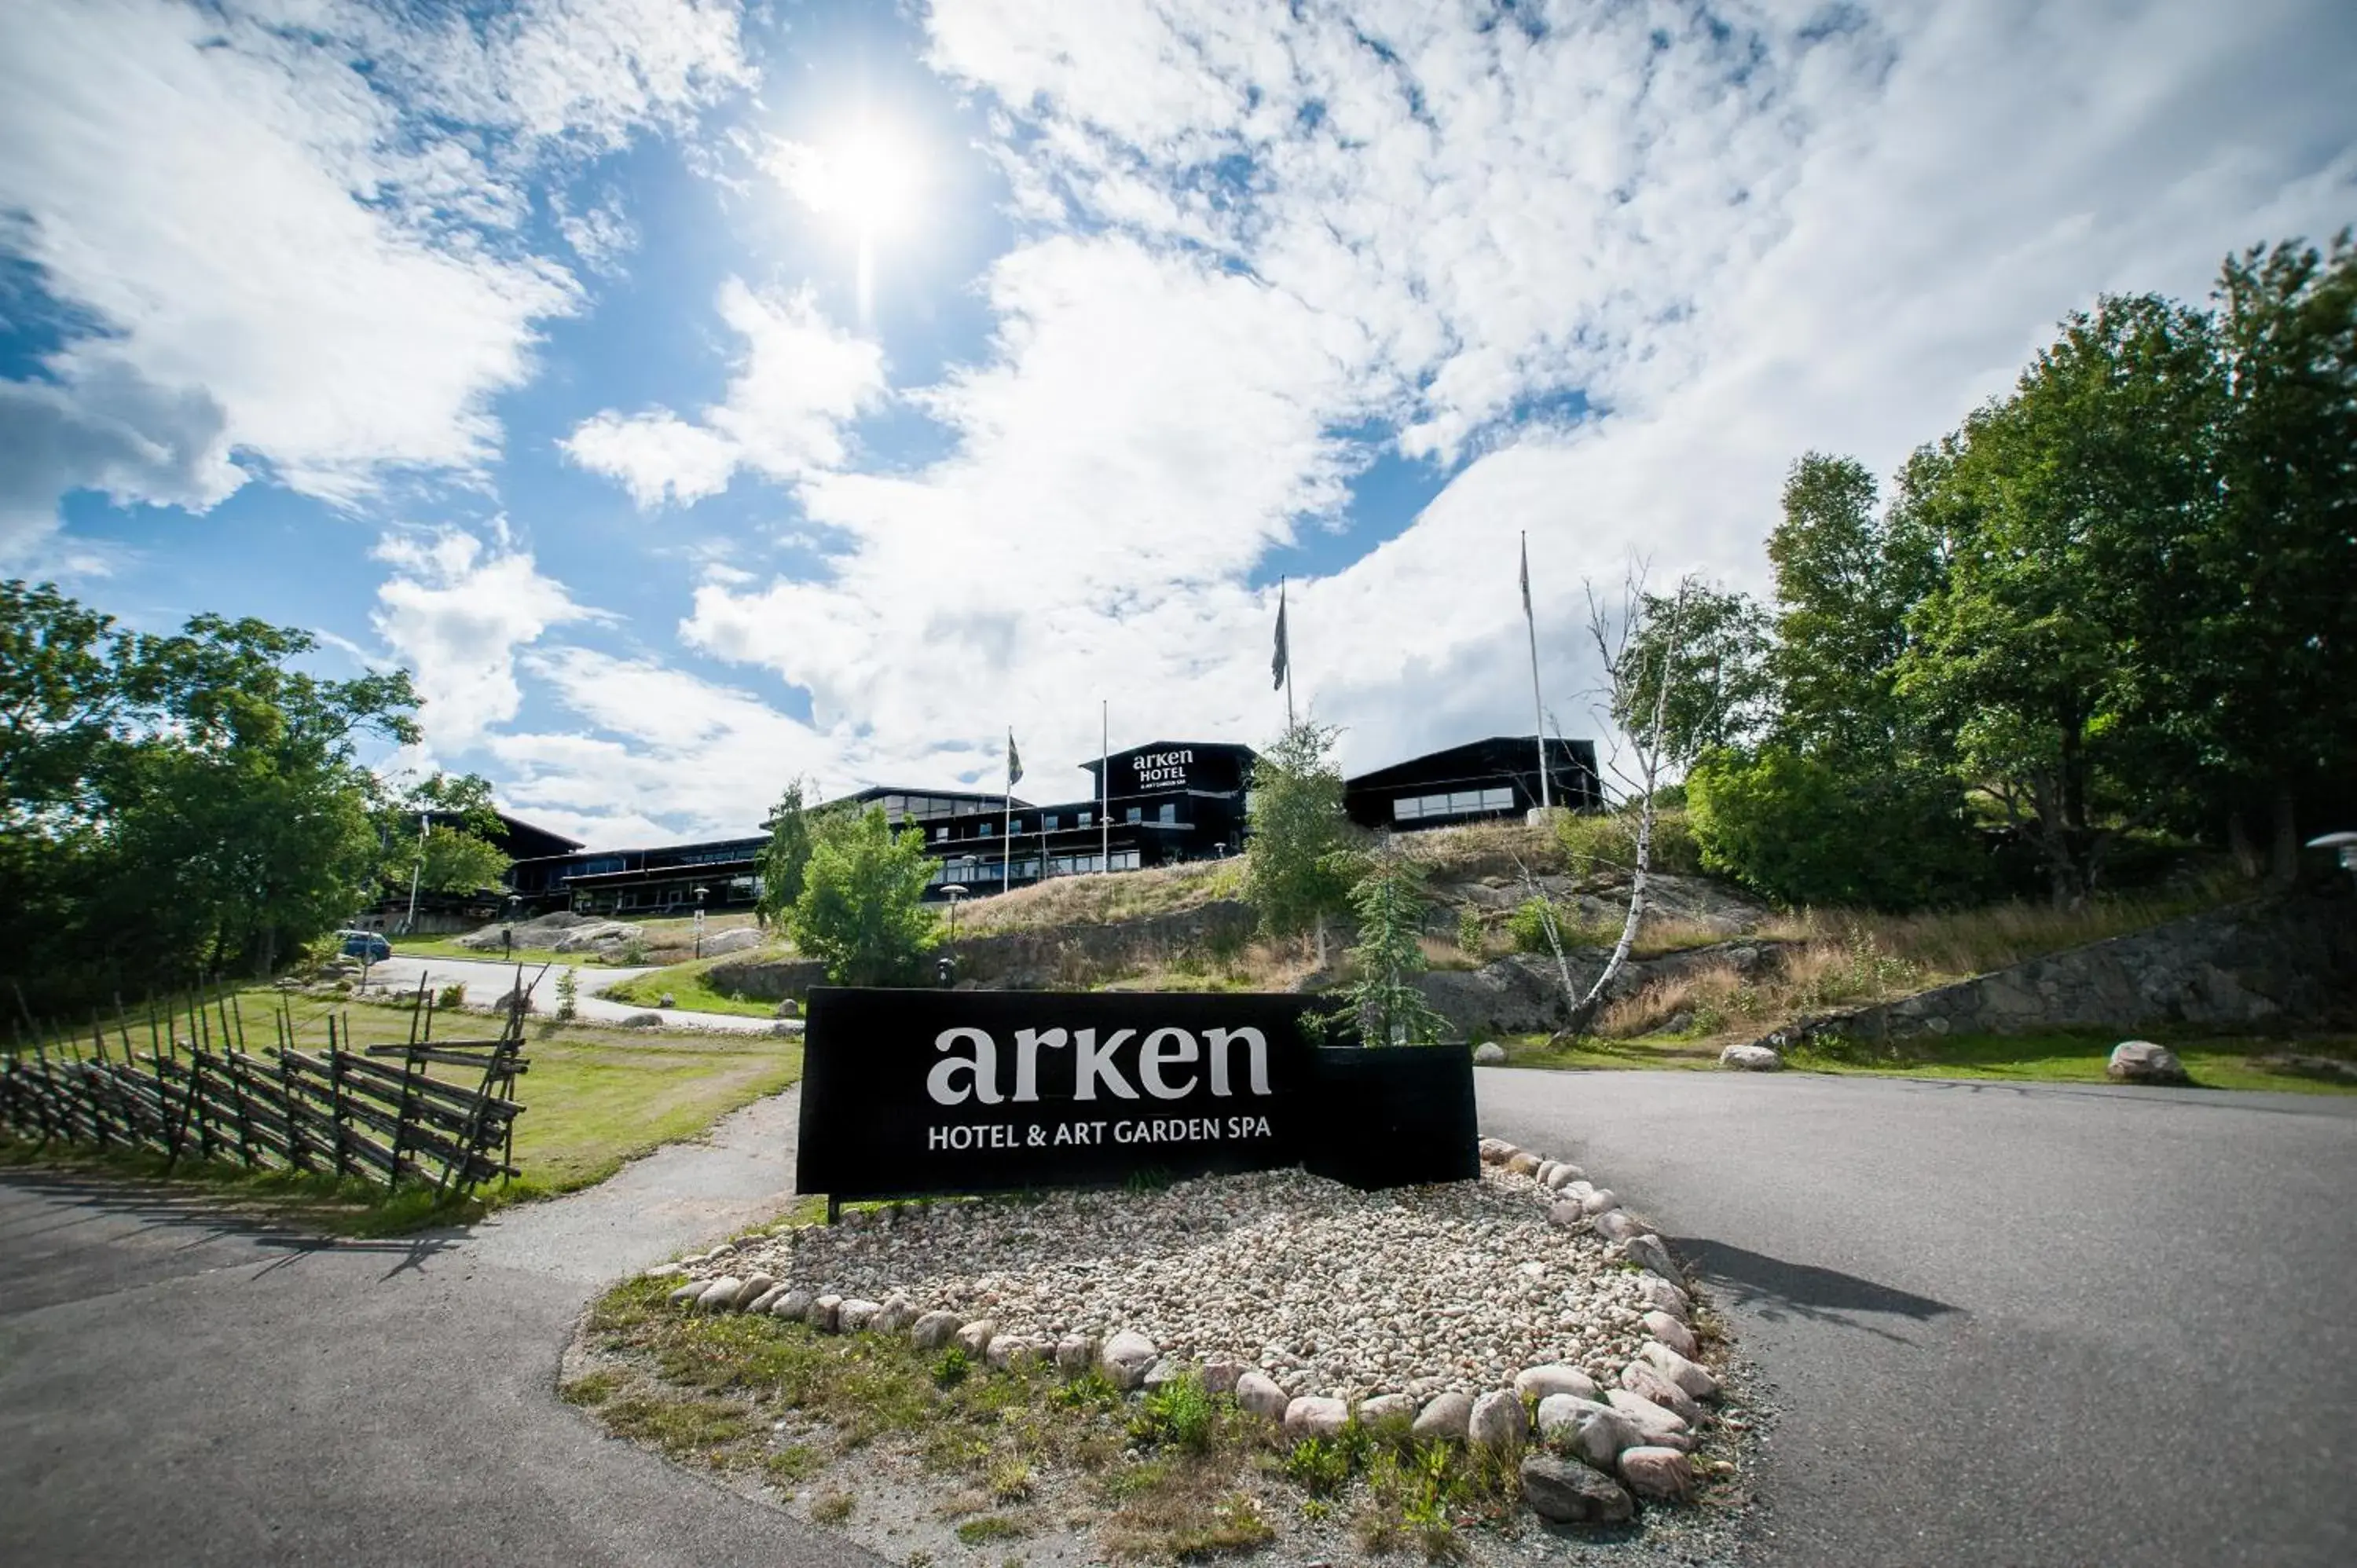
(1760, 896, 2357, 1048)
(1418, 941, 1782, 1037)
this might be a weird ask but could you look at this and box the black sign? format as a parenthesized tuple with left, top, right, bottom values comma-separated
(797, 987, 1325, 1201)
(797, 988, 1483, 1200)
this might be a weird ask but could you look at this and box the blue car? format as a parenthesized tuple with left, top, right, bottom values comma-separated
(338, 929, 392, 963)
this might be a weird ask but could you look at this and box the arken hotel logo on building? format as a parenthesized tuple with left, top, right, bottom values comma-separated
(1131, 749, 1193, 788)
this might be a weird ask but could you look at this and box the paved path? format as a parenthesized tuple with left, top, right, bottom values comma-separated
(372, 953, 789, 1035)
(0, 1087, 882, 1568)
(1479, 1068, 2357, 1568)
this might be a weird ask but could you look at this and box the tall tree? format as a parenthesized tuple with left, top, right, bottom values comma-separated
(1896, 295, 2223, 903)
(1619, 582, 1773, 765)
(755, 778, 819, 928)
(2190, 233, 2357, 877)
(1767, 452, 1945, 758)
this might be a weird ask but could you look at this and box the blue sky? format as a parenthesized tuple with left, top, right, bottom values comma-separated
(3, 0, 2353, 846)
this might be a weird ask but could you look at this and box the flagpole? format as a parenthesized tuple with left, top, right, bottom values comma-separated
(1004, 727, 1015, 896)
(1278, 577, 1296, 729)
(1101, 698, 1110, 874)
(1522, 532, 1552, 811)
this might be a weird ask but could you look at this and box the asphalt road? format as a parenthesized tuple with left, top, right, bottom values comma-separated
(8, 1068, 2352, 1566)
(0, 1087, 884, 1568)
(1479, 1068, 2357, 1568)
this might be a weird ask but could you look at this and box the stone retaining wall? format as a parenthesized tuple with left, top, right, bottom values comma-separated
(1417, 942, 1785, 1037)
(1771, 895, 2357, 1046)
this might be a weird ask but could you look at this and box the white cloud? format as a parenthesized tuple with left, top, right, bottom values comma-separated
(0, 0, 748, 536)
(561, 278, 889, 505)
(667, 0, 2356, 794)
(370, 528, 597, 749)
(0, 355, 243, 558)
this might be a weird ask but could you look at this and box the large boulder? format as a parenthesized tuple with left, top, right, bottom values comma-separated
(1521, 1453, 1635, 1525)
(1467, 1389, 1529, 1451)
(1536, 1395, 1642, 1467)
(700, 927, 762, 957)
(1412, 1390, 1473, 1443)
(1720, 1043, 1783, 1072)
(1100, 1329, 1160, 1390)
(1283, 1397, 1351, 1440)
(1513, 1365, 1598, 1402)
(1472, 1040, 1508, 1064)
(1619, 1445, 1696, 1500)
(1234, 1372, 1291, 1422)
(2106, 1039, 2190, 1085)
(1619, 1361, 1703, 1425)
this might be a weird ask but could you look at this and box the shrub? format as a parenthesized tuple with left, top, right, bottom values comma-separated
(933, 1346, 971, 1388)
(1507, 898, 1566, 954)
(435, 983, 466, 1011)
(1456, 905, 1487, 958)
(554, 966, 578, 1021)
(1556, 805, 1701, 877)
(1127, 1371, 1217, 1453)
(1688, 746, 1985, 910)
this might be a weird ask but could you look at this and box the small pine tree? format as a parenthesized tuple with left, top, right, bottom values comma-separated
(555, 965, 578, 1021)
(1339, 847, 1451, 1047)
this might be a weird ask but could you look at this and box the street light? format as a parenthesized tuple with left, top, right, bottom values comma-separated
(2308, 831, 2357, 892)
(940, 884, 970, 943)
(694, 885, 709, 958)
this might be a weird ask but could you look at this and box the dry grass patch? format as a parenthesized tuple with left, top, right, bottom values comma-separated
(962, 860, 1245, 935)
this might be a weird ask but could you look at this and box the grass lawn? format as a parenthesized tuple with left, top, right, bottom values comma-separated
(1489, 1024, 2357, 1094)
(1783, 1028, 2357, 1094)
(603, 954, 791, 1019)
(3, 990, 803, 1232)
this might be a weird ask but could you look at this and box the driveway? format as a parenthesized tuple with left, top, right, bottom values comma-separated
(0, 1088, 880, 1568)
(1479, 1068, 2357, 1568)
(370, 953, 790, 1035)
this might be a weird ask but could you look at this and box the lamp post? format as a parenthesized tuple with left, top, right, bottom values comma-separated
(940, 885, 970, 943)
(694, 885, 709, 958)
(2308, 832, 2357, 893)
(503, 893, 519, 959)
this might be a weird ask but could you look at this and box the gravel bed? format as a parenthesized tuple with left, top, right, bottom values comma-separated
(687, 1164, 1655, 1400)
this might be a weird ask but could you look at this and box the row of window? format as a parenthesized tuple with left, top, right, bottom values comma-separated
(1392, 786, 1517, 822)
(931, 804, 1181, 841)
(878, 793, 991, 822)
(927, 849, 1143, 885)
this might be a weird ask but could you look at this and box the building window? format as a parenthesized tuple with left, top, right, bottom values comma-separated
(980, 822, 994, 836)
(1157, 804, 1176, 824)
(1125, 807, 1142, 823)
(933, 826, 946, 841)
(1392, 786, 1517, 822)
(1043, 814, 1059, 830)
(1079, 810, 1092, 827)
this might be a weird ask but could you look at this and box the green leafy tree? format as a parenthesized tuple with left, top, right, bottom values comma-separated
(1618, 583, 1774, 764)
(1766, 453, 1947, 759)
(374, 772, 510, 894)
(1338, 848, 1451, 1046)
(1242, 722, 1357, 956)
(791, 806, 940, 985)
(2183, 233, 2357, 877)
(0, 583, 420, 1008)
(755, 778, 819, 928)
(1895, 294, 2223, 903)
